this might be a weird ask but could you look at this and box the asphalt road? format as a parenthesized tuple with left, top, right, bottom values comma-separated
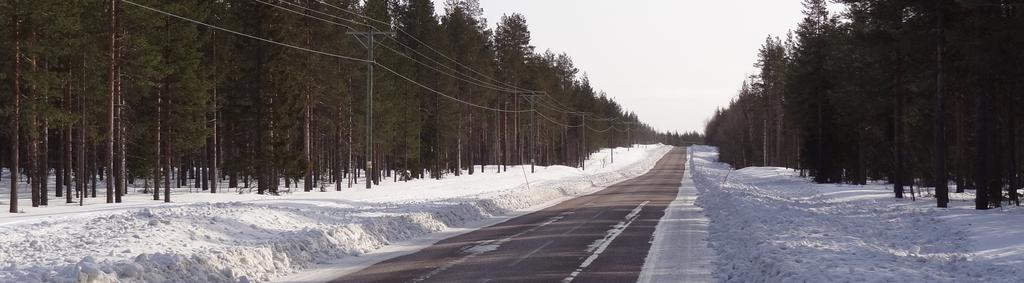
(331, 147, 687, 283)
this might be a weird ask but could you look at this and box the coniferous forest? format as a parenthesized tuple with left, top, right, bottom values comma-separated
(705, 0, 1024, 209)
(0, 0, 698, 213)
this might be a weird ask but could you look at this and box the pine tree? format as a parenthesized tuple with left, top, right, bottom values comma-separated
(494, 13, 533, 171)
(0, 0, 665, 212)
(8, 0, 21, 213)
(787, 0, 842, 183)
(106, 0, 117, 204)
(707, 0, 1024, 210)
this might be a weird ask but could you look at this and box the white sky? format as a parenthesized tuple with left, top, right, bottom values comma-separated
(433, 0, 808, 133)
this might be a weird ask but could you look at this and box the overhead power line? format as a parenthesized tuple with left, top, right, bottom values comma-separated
(260, 0, 528, 95)
(535, 110, 583, 128)
(374, 63, 532, 113)
(120, 0, 370, 63)
(316, 1, 534, 93)
(121, 0, 527, 115)
(532, 98, 575, 114)
(587, 125, 615, 133)
(130, 0, 626, 123)
(376, 41, 527, 94)
(261, 0, 371, 29)
(251, 0, 356, 30)
(261, 0, 627, 122)
(530, 94, 576, 113)
(531, 93, 623, 123)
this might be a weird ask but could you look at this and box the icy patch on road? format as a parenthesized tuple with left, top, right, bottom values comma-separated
(689, 145, 1023, 283)
(463, 244, 500, 254)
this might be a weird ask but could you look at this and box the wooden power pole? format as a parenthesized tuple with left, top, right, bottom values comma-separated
(347, 29, 394, 189)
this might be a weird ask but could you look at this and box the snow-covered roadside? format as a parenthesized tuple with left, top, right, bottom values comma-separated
(689, 145, 1024, 283)
(0, 144, 670, 283)
(639, 151, 714, 283)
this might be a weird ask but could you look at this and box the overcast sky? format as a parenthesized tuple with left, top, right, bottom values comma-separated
(432, 0, 807, 133)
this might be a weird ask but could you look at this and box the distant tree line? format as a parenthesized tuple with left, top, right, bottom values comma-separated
(664, 131, 703, 147)
(705, 0, 1024, 210)
(0, 0, 666, 213)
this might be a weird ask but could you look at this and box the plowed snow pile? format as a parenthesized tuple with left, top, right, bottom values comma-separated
(0, 145, 670, 283)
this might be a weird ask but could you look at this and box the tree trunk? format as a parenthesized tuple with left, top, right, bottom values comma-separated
(25, 102, 39, 206)
(934, 11, 948, 208)
(209, 34, 219, 194)
(202, 147, 209, 191)
(348, 89, 354, 189)
(65, 86, 73, 204)
(468, 110, 474, 175)
(502, 103, 508, 172)
(106, 0, 117, 204)
(336, 87, 344, 191)
(154, 86, 163, 201)
(116, 76, 125, 200)
(77, 89, 86, 205)
(56, 127, 64, 199)
(975, 88, 995, 210)
(208, 109, 217, 193)
(90, 142, 97, 198)
(164, 143, 171, 202)
(304, 91, 313, 192)
(40, 120, 49, 206)
(512, 96, 518, 166)
(28, 47, 38, 208)
(303, 25, 313, 192)
(10, 6, 21, 213)
(893, 65, 905, 199)
(954, 87, 967, 193)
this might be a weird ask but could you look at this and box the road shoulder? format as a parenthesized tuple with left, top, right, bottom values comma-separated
(639, 150, 716, 283)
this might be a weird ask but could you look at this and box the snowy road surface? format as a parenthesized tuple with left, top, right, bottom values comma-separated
(328, 147, 690, 283)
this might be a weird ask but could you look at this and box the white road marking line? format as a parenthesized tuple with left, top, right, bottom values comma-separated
(562, 201, 649, 283)
(509, 240, 555, 267)
(411, 211, 571, 282)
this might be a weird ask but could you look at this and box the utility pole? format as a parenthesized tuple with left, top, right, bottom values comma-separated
(523, 94, 544, 173)
(763, 119, 768, 166)
(610, 125, 615, 164)
(10, 4, 21, 213)
(531, 103, 535, 173)
(622, 122, 639, 151)
(582, 113, 587, 170)
(625, 124, 631, 151)
(348, 29, 394, 189)
(570, 112, 588, 170)
(107, 0, 117, 204)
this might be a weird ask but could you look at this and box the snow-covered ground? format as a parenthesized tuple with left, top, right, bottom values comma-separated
(0, 144, 670, 283)
(689, 145, 1024, 283)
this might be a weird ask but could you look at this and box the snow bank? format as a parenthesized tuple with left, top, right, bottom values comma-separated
(0, 145, 670, 283)
(689, 145, 1024, 283)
